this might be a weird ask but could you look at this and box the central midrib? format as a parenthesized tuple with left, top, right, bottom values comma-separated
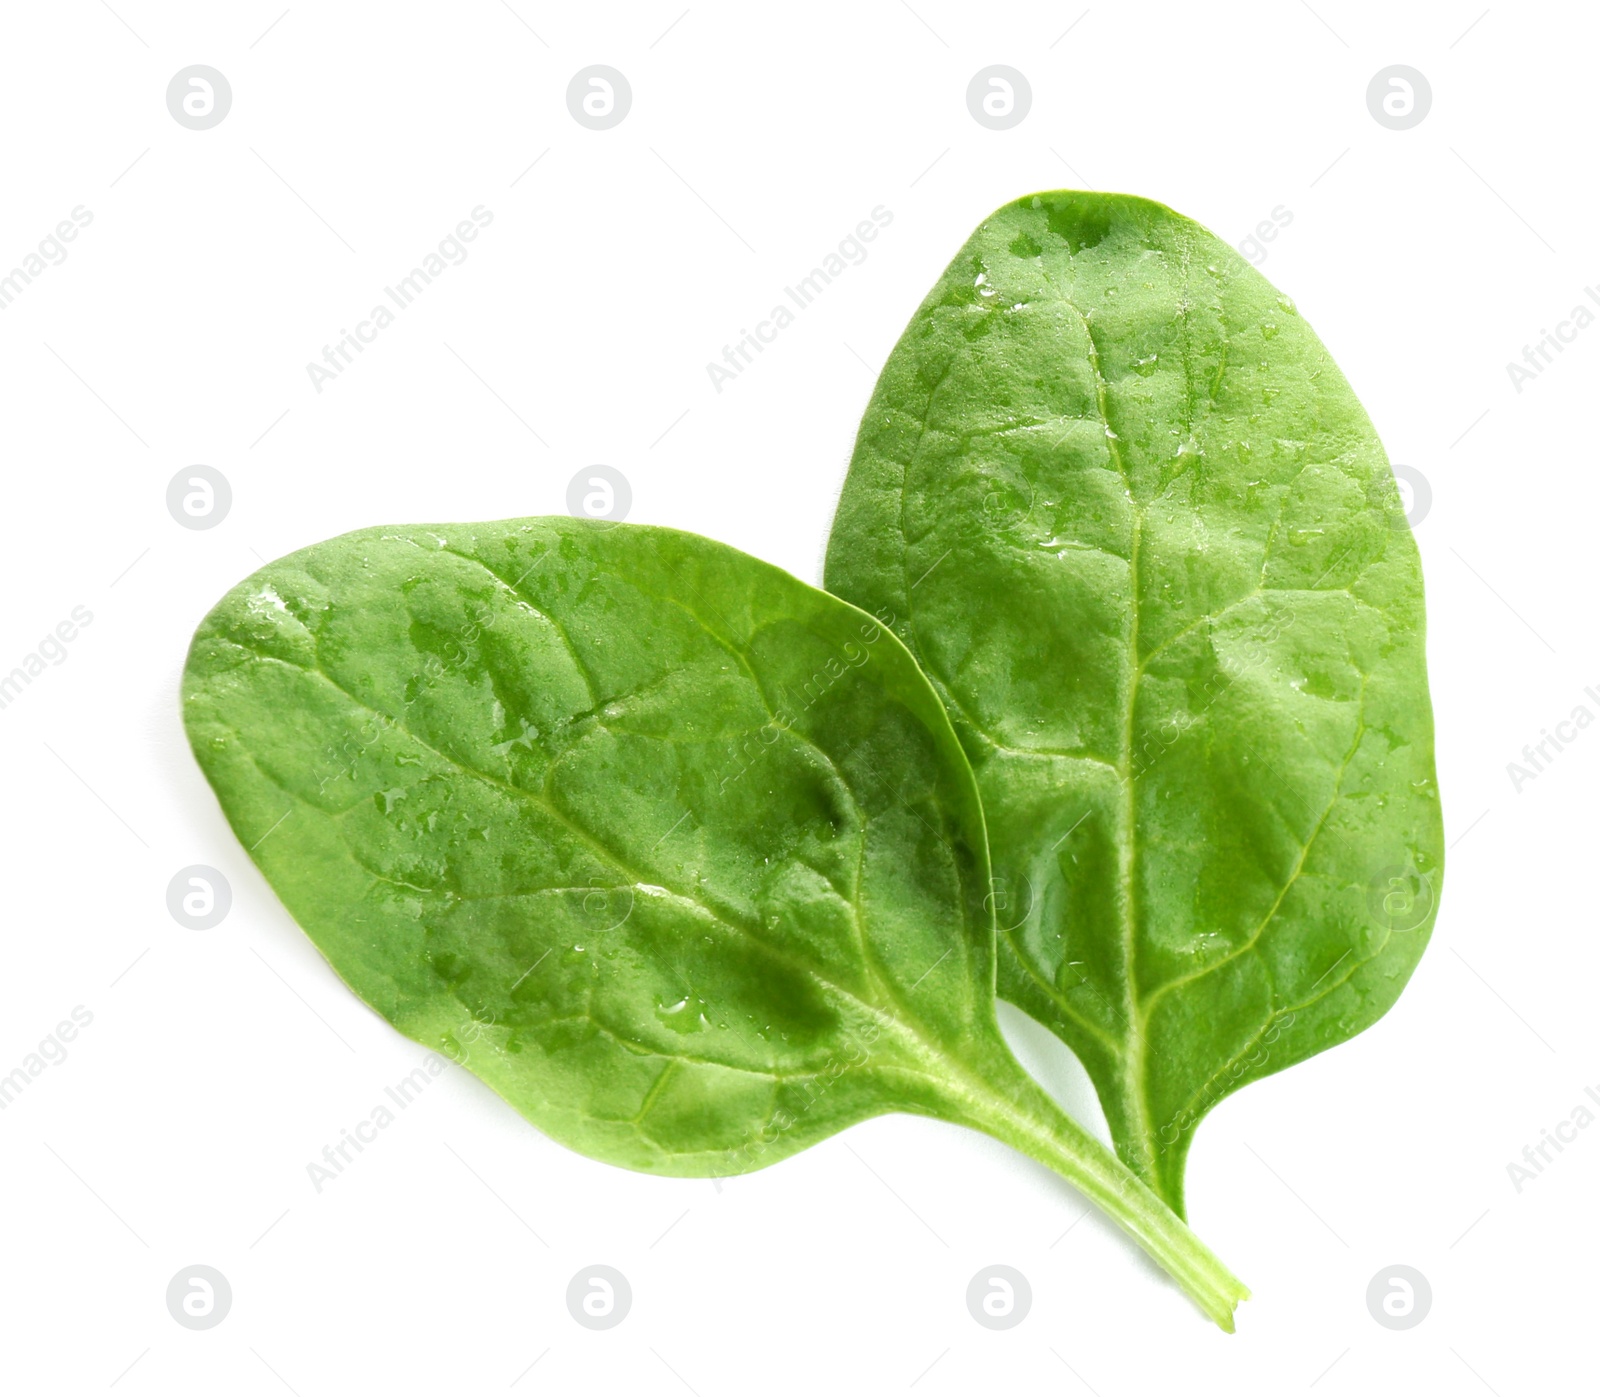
(1065, 294, 1159, 1182)
(914, 257, 1162, 1177)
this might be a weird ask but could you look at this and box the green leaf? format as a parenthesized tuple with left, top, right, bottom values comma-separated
(824, 191, 1443, 1215)
(183, 517, 1248, 1327)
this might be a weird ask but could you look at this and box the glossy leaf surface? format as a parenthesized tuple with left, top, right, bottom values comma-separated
(825, 192, 1443, 1212)
(184, 519, 1003, 1170)
(182, 516, 1248, 1325)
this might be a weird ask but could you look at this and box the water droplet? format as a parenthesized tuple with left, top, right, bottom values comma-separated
(656, 994, 711, 1034)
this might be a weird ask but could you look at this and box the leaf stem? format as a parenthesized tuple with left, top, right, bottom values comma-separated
(954, 1057, 1249, 1331)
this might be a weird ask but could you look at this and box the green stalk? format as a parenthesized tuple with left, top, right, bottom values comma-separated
(951, 1054, 1249, 1331)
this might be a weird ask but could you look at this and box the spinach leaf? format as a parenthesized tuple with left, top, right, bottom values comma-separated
(824, 192, 1443, 1215)
(183, 518, 1248, 1327)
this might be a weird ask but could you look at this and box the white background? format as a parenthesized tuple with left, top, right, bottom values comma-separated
(0, 1, 1593, 1392)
